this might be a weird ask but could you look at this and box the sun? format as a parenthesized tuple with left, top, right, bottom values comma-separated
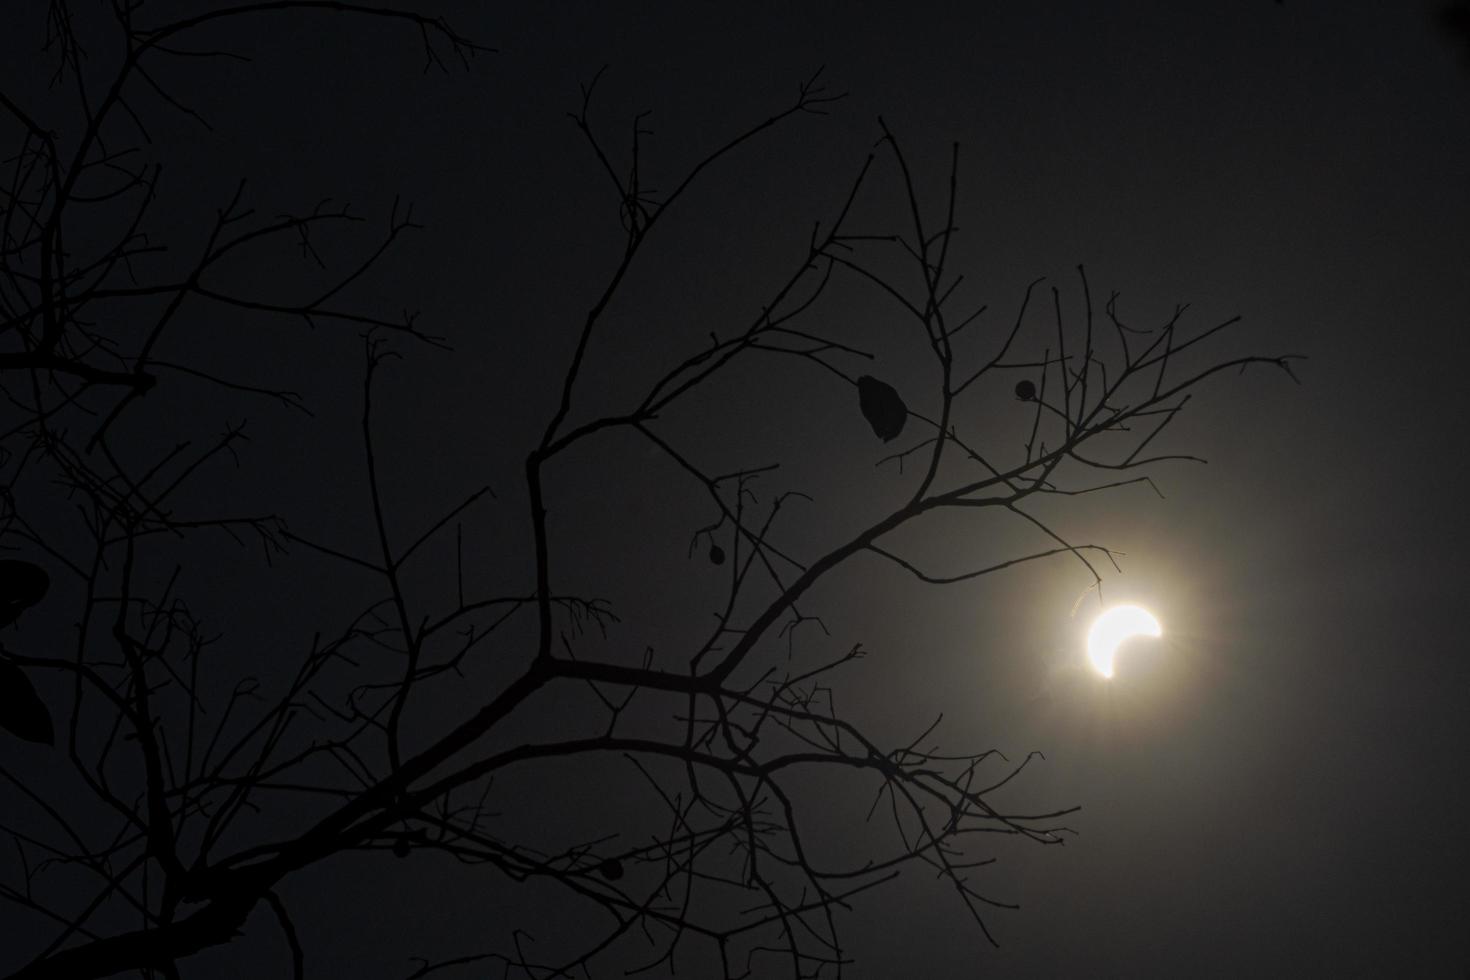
(1086, 605, 1162, 678)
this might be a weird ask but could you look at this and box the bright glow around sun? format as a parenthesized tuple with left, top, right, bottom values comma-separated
(1086, 605, 1162, 678)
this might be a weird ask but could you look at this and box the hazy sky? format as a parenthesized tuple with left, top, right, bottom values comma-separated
(6, 2, 1469, 977)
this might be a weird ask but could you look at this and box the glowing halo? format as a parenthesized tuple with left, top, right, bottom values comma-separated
(1086, 605, 1162, 678)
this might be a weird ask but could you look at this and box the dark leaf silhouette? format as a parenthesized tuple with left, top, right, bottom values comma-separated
(0, 658, 55, 746)
(709, 544, 726, 565)
(857, 375, 907, 442)
(1014, 379, 1037, 401)
(0, 559, 49, 628)
(597, 857, 624, 880)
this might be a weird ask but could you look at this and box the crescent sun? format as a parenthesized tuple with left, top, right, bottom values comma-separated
(1086, 605, 1162, 678)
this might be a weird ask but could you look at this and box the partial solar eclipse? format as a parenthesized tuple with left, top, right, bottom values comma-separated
(1086, 605, 1162, 678)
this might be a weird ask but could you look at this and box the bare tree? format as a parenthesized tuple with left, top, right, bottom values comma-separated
(0, 4, 1300, 978)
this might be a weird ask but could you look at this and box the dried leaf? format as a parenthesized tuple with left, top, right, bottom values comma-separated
(0, 659, 54, 746)
(0, 560, 49, 628)
(857, 375, 906, 442)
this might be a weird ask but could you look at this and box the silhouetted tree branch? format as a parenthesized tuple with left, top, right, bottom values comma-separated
(0, 5, 1300, 979)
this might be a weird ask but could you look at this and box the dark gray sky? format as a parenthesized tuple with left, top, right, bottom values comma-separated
(6, 1, 1470, 977)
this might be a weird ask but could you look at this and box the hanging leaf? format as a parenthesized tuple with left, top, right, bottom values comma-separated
(0, 560, 49, 628)
(708, 544, 726, 566)
(1014, 379, 1037, 401)
(0, 659, 54, 746)
(857, 375, 906, 443)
